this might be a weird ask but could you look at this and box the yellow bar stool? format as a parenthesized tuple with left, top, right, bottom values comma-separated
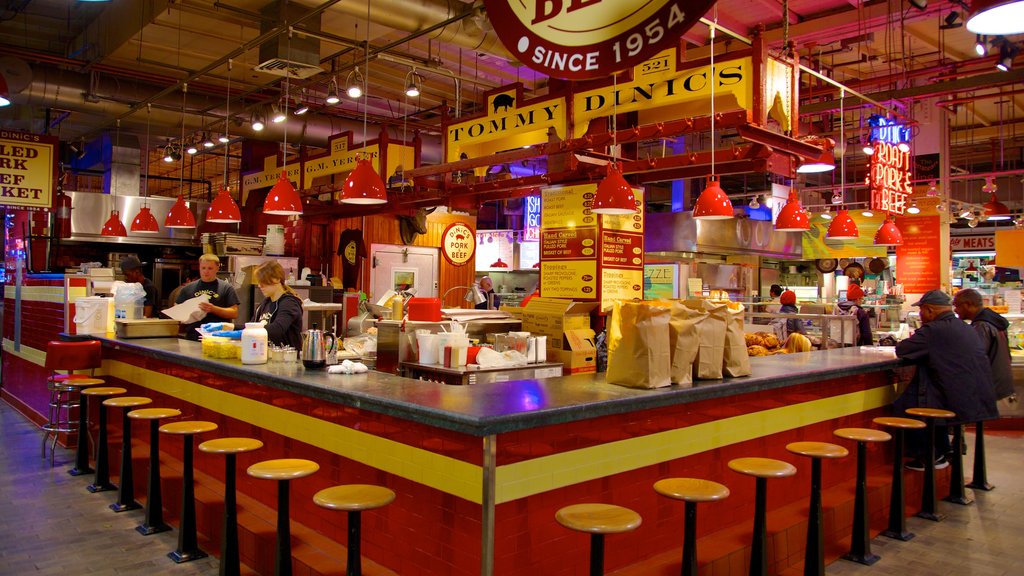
(729, 457, 797, 576)
(833, 428, 891, 565)
(247, 459, 319, 576)
(786, 442, 848, 576)
(82, 386, 127, 493)
(314, 484, 396, 576)
(64, 377, 106, 476)
(102, 396, 152, 512)
(653, 478, 730, 576)
(872, 417, 926, 540)
(904, 407, 956, 522)
(555, 503, 642, 576)
(199, 437, 264, 576)
(160, 420, 219, 563)
(128, 407, 182, 536)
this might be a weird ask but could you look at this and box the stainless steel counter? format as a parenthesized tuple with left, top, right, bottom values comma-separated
(401, 361, 563, 385)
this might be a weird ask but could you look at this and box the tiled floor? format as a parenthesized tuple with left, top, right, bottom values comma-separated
(1, 398, 1021, 575)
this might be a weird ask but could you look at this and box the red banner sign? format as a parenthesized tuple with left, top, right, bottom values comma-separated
(441, 222, 476, 266)
(541, 227, 598, 260)
(895, 215, 941, 294)
(868, 141, 912, 215)
(600, 231, 644, 268)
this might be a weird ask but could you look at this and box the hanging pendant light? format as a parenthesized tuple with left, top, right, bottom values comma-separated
(984, 193, 1011, 220)
(101, 210, 128, 237)
(131, 207, 160, 233)
(264, 170, 304, 215)
(826, 209, 859, 240)
(874, 216, 903, 246)
(774, 191, 810, 231)
(592, 163, 636, 215)
(165, 195, 197, 228)
(966, 0, 1024, 35)
(693, 176, 734, 219)
(208, 187, 242, 223)
(341, 159, 388, 205)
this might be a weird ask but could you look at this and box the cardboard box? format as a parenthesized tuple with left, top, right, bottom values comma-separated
(550, 328, 597, 374)
(522, 298, 598, 350)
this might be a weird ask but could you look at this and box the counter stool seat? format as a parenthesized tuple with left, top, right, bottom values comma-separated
(834, 428, 892, 566)
(904, 408, 957, 521)
(315, 485, 396, 576)
(730, 457, 796, 576)
(905, 407, 956, 419)
(556, 503, 642, 576)
(248, 459, 319, 576)
(728, 457, 798, 478)
(103, 396, 152, 512)
(654, 479, 729, 576)
(82, 387, 127, 492)
(873, 417, 925, 541)
(786, 441, 849, 460)
(199, 437, 264, 576)
(787, 442, 848, 576)
(160, 421, 218, 563)
(871, 417, 926, 431)
(64, 378, 106, 476)
(129, 408, 181, 536)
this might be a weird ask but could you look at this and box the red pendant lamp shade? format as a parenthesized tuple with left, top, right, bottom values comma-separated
(774, 191, 810, 231)
(101, 210, 127, 237)
(340, 159, 388, 205)
(693, 176, 734, 220)
(164, 195, 197, 228)
(490, 258, 509, 268)
(984, 193, 1011, 220)
(591, 163, 637, 215)
(130, 206, 160, 233)
(825, 209, 859, 239)
(264, 170, 304, 215)
(207, 187, 242, 223)
(874, 216, 903, 246)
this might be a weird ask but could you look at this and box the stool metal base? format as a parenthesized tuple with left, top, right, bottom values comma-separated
(110, 501, 141, 513)
(880, 529, 915, 542)
(86, 482, 117, 493)
(136, 522, 171, 536)
(966, 480, 994, 491)
(68, 466, 93, 476)
(168, 549, 208, 564)
(842, 551, 880, 566)
(943, 494, 974, 506)
(915, 510, 945, 522)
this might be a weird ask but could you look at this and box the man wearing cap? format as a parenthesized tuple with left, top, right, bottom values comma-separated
(120, 255, 157, 318)
(894, 289, 999, 469)
(952, 288, 1018, 411)
(838, 283, 872, 346)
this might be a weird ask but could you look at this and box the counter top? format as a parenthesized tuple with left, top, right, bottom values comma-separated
(100, 336, 902, 436)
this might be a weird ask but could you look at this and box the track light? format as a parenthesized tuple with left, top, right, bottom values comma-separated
(218, 132, 230, 144)
(346, 67, 364, 99)
(326, 76, 340, 104)
(863, 144, 874, 155)
(186, 140, 198, 155)
(202, 133, 215, 148)
(897, 142, 911, 152)
(251, 109, 265, 132)
(996, 40, 1018, 71)
(861, 209, 874, 217)
(163, 141, 180, 162)
(976, 34, 988, 56)
(294, 90, 309, 115)
(271, 101, 287, 124)
(404, 70, 422, 98)
(908, 0, 927, 11)
(940, 11, 962, 29)
(907, 200, 921, 214)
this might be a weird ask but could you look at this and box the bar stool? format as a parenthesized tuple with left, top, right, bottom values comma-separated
(103, 396, 152, 512)
(967, 421, 995, 491)
(786, 442, 848, 576)
(128, 407, 181, 536)
(83, 387, 127, 492)
(314, 484, 396, 576)
(247, 459, 319, 576)
(833, 428, 891, 565)
(42, 340, 102, 466)
(555, 503, 642, 576)
(728, 457, 797, 576)
(653, 478, 730, 576)
(160, 421, 218, 563)
(65, 377, 106, 476)
(944, 424, 974, 506)
(199, 437, 264, 576)
(872, 416, 926, 541)
(905, 407, 956, 522)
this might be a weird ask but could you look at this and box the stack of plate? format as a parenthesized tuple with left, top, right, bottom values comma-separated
(201, 233, 265, 256)
(264, 224, 285, 255)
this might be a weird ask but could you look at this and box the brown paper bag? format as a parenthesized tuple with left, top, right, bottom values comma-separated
(723, 303, 752, 377)
(684, 299, 727, 380)
(658, 300, 703, 386)
(606, 301, 672, 388)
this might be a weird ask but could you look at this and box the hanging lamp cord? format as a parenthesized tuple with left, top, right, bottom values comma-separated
(361, 0, 370, 157)
(710, 20, 716, 178)
(224, 60, 231, 188)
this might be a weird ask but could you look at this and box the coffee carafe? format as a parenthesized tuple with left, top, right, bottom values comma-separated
(302, 323, 335, 369)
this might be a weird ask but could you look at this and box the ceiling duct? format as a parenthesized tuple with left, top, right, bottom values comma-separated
(103, 132, 142, 198)
(255, 0, 323, 79)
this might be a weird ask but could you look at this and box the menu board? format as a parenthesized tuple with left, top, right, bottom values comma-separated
(895, 215, 941, 294)
(600, 188, 644, 309)
(540, 261, 598, 298)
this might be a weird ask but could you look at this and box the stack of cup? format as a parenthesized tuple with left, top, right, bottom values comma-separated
(416, 331, 438, 365)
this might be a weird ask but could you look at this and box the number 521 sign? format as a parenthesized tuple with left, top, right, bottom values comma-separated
(482, 1, 715, 80)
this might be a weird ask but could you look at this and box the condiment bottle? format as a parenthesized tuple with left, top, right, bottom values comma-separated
(241, 322, 268, 365)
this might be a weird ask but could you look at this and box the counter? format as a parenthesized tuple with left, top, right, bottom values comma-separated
(401, 361, 564, 386)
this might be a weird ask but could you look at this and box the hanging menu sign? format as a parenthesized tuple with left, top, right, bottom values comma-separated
(600, 188, 644, 310)
(541, 184, 598, 298)
(867, 141, 912, 215)
(895, 215, 941, 294)
(0, 130, 58, 211)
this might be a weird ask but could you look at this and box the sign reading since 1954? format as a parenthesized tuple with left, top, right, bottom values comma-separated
(441, 222, 476, 267)
(482, 0, 717, 80)
(867, 141, 912, 215)
(0, 130, 58, 211)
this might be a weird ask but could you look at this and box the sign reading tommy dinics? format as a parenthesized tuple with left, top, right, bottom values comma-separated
(482, 0, 716, 80)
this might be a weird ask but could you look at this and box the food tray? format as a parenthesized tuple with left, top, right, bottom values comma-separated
(115, 319, 180, 338)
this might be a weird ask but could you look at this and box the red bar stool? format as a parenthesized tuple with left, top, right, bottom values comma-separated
(728, 457, 797, 576)
(102, 396, 152, 512)
(83, 386, 127, 493)
(653, 478, 730, 576)
(555, 503, 642, 576)
(65, 377, 106, 476)
(247, 459, 320, 576)
(160, 421, 219, 563)
(872, 416, 926, 540)
(786, 442, 849, 576)
(905, 407, 956, 522)
(199, 437, 264, 576)
(42, 340, 102, 466)
(833, 428, 891, 565)
(314, 484, 396, 576)
(128, 407, 182, 536)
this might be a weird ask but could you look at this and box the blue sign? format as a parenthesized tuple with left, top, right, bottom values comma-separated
(524, 195, 541, 241)
(868, 115, 911, 146)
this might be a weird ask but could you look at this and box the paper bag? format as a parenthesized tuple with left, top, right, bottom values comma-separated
(684, 299, 727, 380)
(723, 302, 752, 377)
(606, 301, 672, 389)
(647, 300, 703, 387)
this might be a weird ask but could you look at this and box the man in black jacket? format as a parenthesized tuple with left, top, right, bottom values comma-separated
(895, 290, 999, 470)
(953, 289, 1017, 406)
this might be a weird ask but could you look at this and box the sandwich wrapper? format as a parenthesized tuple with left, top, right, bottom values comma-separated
(162, 294, 211, 325)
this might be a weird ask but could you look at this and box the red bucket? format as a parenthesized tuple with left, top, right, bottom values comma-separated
(407, 297, 442, 322)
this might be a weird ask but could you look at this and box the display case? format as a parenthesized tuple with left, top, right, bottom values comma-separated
(743, 311, 857, 348)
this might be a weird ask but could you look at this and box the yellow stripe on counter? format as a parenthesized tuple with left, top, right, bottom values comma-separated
(2, 338, 46, 367)
(4, 285, 67, 303)
(494, 384, 895, 503)
(103, 360, 483, 503)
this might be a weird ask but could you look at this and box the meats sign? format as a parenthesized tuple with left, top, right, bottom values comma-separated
(482, 1, 715, 80)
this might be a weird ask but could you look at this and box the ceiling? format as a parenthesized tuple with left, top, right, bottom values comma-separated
(0, 0, 1021, 214)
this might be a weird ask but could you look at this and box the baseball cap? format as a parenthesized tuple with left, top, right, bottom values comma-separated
(846, 284, 865, 301)
(120, 255, 146, 273)
(912, 290, 952, 307)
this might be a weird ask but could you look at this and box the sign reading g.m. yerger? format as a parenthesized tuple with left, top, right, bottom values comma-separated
(482, 1, 715, 80)
(0, 130, 58, 211)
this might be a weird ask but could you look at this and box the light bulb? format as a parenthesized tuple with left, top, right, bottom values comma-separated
(820, 212, 833, 220)
(218, 134, 230, 144)
(863, 144, 874, 155)
(897, 142, 910, 152)
(907, 204, 921, 214)
(347, 85, 362, 99)
(861, 209, 874, 217)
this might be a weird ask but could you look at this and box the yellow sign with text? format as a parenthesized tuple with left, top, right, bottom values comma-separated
(446, 89, 566, 162)
(542, 183, 599, 229)
(242, 156, 302, 204)
(0, 131, 57, 210)
(541, 260, 598, 299)
(601, 188, 644, 232)
(802, 212, 888, 259)
(601, 268, 643, 310)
